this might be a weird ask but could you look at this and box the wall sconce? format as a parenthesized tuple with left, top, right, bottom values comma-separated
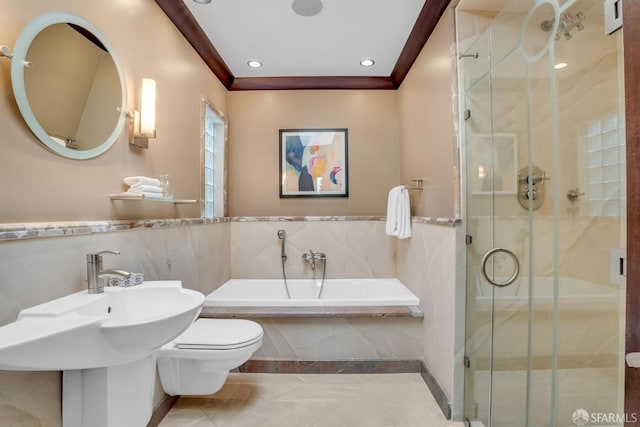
(129, 78, 156, 149)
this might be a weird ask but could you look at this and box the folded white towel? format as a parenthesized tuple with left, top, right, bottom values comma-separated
(123, 176, 162, 187)
(385, 185, 411, 239)
(129, 184, 163, 194)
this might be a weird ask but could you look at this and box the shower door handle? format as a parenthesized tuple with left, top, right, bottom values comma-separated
(481, 247, 520, 287)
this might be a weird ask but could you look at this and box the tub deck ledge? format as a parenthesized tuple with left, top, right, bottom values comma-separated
(200, 305, 424, 319)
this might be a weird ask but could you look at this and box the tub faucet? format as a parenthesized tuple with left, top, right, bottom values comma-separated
(302, 249, 326, 270)
(86, 250, 131, 294)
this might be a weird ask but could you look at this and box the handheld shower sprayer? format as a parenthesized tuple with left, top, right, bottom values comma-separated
(278, 229, 292, 299)
(277, 230, 287, 262)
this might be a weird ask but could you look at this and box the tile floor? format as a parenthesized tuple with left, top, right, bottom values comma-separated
(158, 373, 466, 427)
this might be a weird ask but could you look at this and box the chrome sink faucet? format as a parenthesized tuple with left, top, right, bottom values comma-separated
(86, 250, 131, 294)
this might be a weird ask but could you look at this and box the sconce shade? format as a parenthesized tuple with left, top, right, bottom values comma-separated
(140, 78, 156, 137)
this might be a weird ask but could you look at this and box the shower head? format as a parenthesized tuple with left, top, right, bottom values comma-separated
(541, 11, 585, 42)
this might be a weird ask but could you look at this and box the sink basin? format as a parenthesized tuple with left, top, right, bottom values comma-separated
(0, 281, 204, 370)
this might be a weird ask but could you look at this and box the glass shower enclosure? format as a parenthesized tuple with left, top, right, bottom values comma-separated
(458, 0, 626, 425)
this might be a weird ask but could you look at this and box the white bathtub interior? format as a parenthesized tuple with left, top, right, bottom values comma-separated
(205, 278, 420, 307)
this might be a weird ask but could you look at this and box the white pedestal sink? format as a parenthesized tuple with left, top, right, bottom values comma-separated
(0, 280, 204, 426)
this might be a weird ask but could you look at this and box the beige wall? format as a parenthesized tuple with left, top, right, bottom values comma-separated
(1, 3, 460, 223)
(227, 90, 401, 217)
(398, 9, 457, 218)
(0, 0, 228, 223)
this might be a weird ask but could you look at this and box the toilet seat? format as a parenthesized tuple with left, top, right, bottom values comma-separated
(171, 319, 263, 350)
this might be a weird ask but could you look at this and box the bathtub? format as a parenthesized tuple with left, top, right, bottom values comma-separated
(468, 276, 623, 371)
(473, 276, 622, 311)
(204, 278, 420, 307)
(201, 278, 423, 363)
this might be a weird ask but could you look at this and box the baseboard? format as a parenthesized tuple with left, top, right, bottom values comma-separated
(420, 361, 452, 420)
(146, 394, 180, 427)
(236, 359, 422, 374)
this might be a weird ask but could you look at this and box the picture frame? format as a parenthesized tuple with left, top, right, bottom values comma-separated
(469, 133, 518, 195)
(279, 128, 348, 198)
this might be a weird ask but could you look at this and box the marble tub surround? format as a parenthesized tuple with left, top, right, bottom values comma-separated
(158, 373, 466, 427)
(230, 220, 397, 279)
(249, 317, 422, 361)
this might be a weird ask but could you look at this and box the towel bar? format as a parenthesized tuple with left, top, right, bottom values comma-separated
(405, 179, 424, 190)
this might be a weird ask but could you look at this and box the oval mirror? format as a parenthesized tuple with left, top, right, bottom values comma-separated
(11, 12, 126, 159)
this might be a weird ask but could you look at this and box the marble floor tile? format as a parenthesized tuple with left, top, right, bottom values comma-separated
(159, 373, 465, 427)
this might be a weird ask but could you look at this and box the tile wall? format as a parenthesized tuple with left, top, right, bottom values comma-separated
(0, 218, 461, 425)
(0, 222, 230, 426)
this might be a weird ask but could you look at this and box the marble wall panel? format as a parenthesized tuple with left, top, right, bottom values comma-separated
(395, 223, 460, 400)
(468, 215, 623, 287)
(251, 318, 423, 361)
(0, 222, 230, 427)
(0, 371, 61, 427)
(230, 221, 397, 280)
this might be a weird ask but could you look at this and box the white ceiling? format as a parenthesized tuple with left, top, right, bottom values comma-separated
(183, 0, 426, 78)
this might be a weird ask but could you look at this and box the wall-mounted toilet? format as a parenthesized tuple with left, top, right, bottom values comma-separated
(157, 318, 263, 396)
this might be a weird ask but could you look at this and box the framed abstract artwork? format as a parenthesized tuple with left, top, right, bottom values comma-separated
(279, 128, 348, 198)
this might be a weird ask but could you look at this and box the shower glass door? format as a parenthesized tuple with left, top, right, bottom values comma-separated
(460, 0, 625, 425)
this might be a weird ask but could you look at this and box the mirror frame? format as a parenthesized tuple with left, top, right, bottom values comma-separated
(11, 12, 127, 160)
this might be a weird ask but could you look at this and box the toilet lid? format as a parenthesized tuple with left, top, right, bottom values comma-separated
(173, 319, 263, 350)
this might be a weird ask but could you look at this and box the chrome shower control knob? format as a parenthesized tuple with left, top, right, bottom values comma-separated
(567, 188, 585, 202)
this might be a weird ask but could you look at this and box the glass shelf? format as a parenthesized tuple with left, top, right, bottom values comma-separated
(110, 194, 197, 204)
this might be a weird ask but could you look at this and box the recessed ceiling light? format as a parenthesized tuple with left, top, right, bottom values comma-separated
(360, 59, 375, 67)
(247, 60, 263, 68)
(292, 0, 324, 17)
(192, 0, 212, 4)
(554, 62, 568, 69)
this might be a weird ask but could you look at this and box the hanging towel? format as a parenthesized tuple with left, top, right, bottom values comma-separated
(385, 186, 411, 239)
(123, 176, 162, 187)
(397, 188, 412, 239)
(385, 185, 403, 236)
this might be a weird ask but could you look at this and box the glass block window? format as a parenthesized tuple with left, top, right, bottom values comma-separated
(202, 100, 226, 219)
(587, 114, 626, 217)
